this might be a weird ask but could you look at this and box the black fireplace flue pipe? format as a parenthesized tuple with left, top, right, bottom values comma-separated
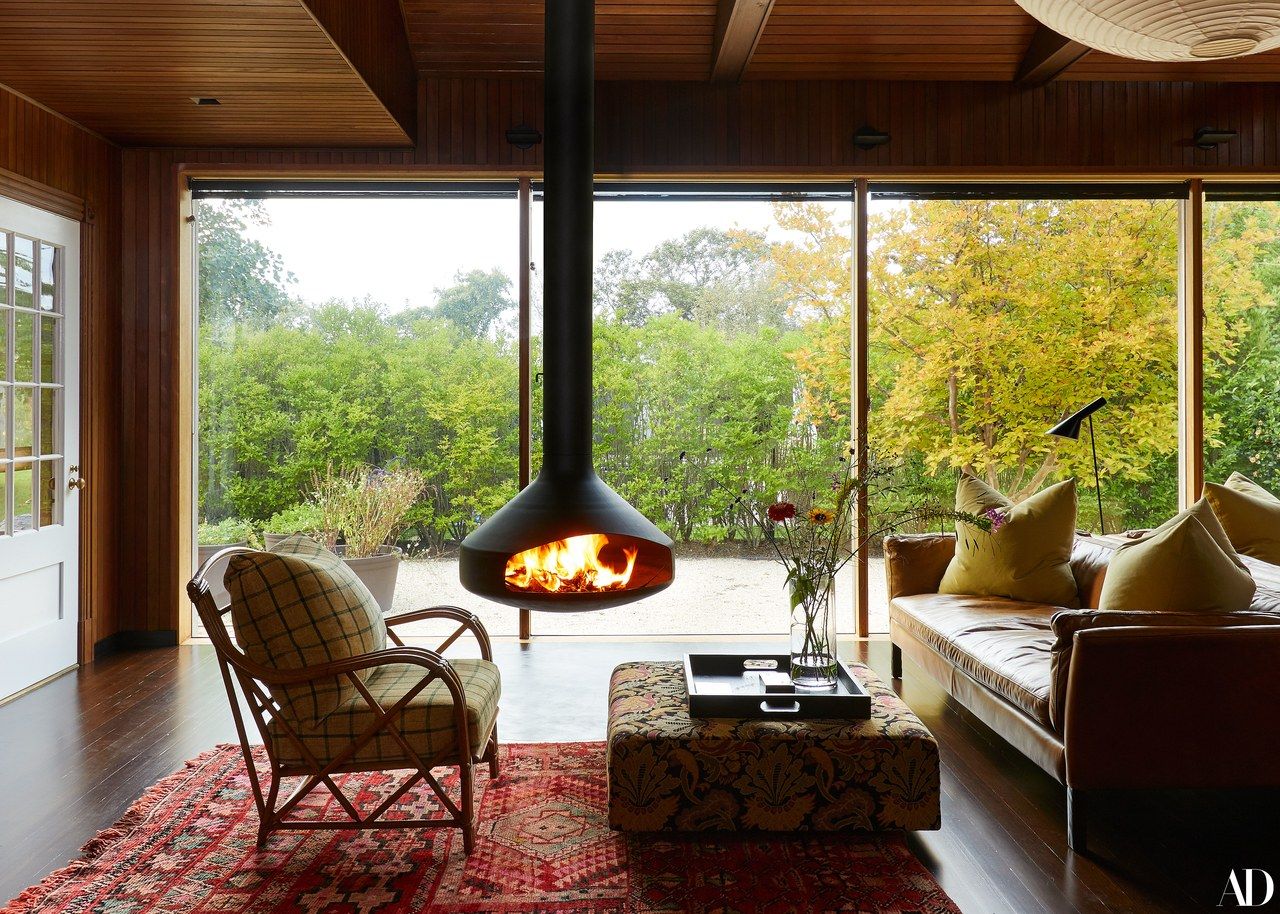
(542, 0, 594, 477)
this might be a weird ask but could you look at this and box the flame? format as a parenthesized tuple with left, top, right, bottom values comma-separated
(505, 533, 640, 594)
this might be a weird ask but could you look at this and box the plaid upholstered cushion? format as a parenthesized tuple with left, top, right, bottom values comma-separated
(266, 658, 501, 770)
(226, 535, 387, 727)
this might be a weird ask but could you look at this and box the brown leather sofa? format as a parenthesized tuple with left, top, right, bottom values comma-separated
(885, 532, 1280, 852)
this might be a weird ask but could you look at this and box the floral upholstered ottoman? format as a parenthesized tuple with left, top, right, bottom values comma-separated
(606, 660, 940, 832)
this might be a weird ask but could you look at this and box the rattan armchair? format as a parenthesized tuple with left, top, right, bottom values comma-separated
(188, 547, 500, 854)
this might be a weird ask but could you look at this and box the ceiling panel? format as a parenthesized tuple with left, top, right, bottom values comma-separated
(1062, 50, 1280, 81)
(0, 0, 410, 146)
(401, 0, 716, 80)
(747, 0, 1037, 80)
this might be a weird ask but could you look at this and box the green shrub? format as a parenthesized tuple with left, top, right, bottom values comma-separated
(198, 517, 255, 546)
(264, 502, 324, 537)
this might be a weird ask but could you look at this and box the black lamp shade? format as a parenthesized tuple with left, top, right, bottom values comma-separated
(1047, 397, 1107, 440)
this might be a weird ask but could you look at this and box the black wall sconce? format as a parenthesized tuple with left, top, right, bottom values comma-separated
(853, 126, 891, 150)
(1194, 127, 1237, 150)
(506, 124, 543, 150)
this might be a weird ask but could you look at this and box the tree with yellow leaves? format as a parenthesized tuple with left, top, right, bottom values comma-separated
(773, 197, 1266, 530)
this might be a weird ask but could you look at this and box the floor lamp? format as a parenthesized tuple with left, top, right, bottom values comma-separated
(1047, 397, 1108, 534)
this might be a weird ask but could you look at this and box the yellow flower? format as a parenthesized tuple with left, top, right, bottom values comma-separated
(807, 507, 834, 525)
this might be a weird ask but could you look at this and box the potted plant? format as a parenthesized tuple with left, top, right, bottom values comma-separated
(310, 463, 427, 613)
(197, 518, 257, 608)
(262, 502, 327, 551)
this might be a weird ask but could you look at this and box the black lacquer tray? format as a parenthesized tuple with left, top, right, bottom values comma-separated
(682, 653, 872, 720)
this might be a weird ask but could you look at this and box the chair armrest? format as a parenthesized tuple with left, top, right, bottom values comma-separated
(384, 605, 493, 660)
(253, 645, 461, 690)
(884, 533, 956, 600)
(1061, 625, 1280, 790)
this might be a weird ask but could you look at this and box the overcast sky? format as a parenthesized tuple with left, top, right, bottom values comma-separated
(237, 197, 876, 311)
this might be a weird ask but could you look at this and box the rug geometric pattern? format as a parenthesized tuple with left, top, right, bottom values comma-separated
(6, 742, 961, 913)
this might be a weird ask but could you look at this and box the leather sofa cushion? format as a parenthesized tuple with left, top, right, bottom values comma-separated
(891, 594, 1056, 726)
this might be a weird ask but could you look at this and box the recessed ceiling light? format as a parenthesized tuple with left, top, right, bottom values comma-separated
(191, 97, 221, 106)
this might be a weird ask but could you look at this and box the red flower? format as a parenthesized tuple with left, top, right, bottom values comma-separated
(767, 502, 797, 522)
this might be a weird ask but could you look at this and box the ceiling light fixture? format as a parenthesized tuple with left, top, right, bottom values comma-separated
(1013, 1, 1280, 61)
(853, 126, 890, 150)
(505, 124, 543, 150)
(1194, 127, 1238, 149)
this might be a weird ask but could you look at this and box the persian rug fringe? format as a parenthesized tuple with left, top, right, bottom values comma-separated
(6, 746, 231, 914)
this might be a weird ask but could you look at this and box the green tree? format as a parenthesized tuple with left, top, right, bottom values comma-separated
(196, 200, 297, 331)
(1204, 201, 1280, 491)
(426, 268, 516, 338)
(593, 227, 786, 332)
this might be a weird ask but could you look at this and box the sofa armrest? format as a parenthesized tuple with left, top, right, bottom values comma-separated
(1061, 624, 1280, 790)
(884, 533, 956, 600)
(1048, 608, 1280, 730)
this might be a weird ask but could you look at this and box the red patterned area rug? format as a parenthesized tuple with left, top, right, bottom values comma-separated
(7, 742, 960, 914)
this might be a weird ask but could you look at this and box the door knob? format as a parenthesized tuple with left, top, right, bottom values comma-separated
(68, 466, 86, 491)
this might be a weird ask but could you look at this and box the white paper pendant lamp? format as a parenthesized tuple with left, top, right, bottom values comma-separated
(1013, 1, 1280, 61)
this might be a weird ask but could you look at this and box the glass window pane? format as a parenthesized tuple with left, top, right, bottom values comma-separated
(866, 195, 1179, 631)
(0, 232, 8, 302)
(0, 462, 8, 536)
(0, 387, 6, 455)
(1, 309, 7, 381)
(39, 459, 59, 527)
(39, 243, 57, 312)
(1204, 199, 1280, 489)
(39, 388, 57, 456)
(13, 236, 33, 310)
(13, 386, 32, 457)
(14, 461, 32, 533)
(40, 316, 56, 383)
(14, 311, 33, 382)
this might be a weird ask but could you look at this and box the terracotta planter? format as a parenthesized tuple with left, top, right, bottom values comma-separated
(196, 541, 247, 609)
(262, 532, 292, 551)
(334, 544, 402, 614)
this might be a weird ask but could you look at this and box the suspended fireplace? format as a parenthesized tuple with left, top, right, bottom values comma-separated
(458, 0, 675, 611)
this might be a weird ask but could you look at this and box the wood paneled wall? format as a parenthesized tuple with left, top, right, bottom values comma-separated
(120, 76, 1280, 636)
(0, 86, 121, 655)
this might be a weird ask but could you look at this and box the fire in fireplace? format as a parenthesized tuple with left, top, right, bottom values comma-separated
(456, 0, 675, 611)
(505, 534, 638, 594)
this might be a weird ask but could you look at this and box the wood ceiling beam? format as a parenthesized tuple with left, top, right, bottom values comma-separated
(300, 0, 417, 140)
(711, 0, 776, 83)
(1016, 24, 1090, 84)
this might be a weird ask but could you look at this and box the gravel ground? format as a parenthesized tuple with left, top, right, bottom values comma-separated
(388, 554, 889, 639)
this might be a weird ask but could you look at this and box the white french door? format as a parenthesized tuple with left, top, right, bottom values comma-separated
(0, 195, 80, 701)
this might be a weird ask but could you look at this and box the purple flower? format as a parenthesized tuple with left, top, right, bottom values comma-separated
(983, 507, 1008, 532)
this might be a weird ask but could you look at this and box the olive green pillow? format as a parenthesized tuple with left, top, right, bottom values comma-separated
(939, 475, 1080, 607)
(1098, 506, 1255, 613)
(1203, 472, 1280, 565)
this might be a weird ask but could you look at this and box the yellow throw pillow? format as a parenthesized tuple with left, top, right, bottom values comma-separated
(1203, 472, 1280, 565)
(1098, 508, 1255, 613)
(939, 475, 1080, 607)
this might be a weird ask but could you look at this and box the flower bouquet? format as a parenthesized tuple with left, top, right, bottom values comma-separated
(739, 449, 996, 690)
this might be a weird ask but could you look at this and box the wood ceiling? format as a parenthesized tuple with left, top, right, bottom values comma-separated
(401, 0, 1280, 83)
(0, 0, 414, 147)
(399, 0, 716, 80)
(2, 0, 1280, 149)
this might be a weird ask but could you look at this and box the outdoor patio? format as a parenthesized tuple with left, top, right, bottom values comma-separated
(387, 554, 883, 638)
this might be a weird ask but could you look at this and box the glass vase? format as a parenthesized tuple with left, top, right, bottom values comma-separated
(789, 572, 839, 690)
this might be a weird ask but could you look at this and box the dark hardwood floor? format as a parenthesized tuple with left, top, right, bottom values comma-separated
(1, 637, 1276, 912)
